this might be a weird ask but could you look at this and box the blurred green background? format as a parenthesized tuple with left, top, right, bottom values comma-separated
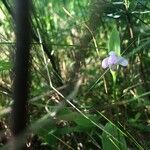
(0, 0, 150, 149)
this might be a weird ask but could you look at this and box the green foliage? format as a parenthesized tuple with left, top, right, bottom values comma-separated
(0, 60, 11, 71)
(57, 107, 99, 129)
(102, 122, 127, 150)
(0, 0, 150, 149)
(108, 27, 120, 55)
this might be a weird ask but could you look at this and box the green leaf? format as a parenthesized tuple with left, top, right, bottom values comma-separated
(108, 27, 121, 55)
(56, 126, 89, 134)
(74, 115, 98, 128)
(57, 107, 98, 128)
(0, 60, 12, 71)
(102, 122, 127, 150)
(31, 114, 57, 146)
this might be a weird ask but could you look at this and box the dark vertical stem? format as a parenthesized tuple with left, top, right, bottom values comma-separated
(11, 0, 31, 149)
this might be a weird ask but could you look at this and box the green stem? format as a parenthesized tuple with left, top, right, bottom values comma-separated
(111, 70, 117, 101)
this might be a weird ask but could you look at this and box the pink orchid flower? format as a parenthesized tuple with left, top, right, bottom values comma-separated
(102, 51, 128, 70)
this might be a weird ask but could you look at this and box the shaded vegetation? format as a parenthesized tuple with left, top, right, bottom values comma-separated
(0, 0, 150, 149)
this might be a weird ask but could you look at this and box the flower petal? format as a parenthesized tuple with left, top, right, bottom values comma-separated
(108, 54, 118, 65)
(117, 56, 128, 66)
(102, 57, 109, 68)
(109, 51, 116, 56)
